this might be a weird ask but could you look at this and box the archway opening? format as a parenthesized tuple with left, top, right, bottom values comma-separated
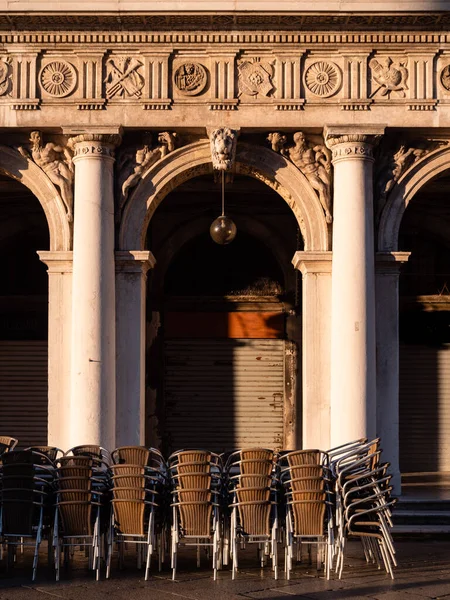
(145, 174, 302, 455)
(0, 173, 50, 448)
(398, 169, 450, 491)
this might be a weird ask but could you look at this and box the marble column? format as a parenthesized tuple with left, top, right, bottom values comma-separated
(376, 251, 410, 495)
(38, 251, 73, 450)
(292, 251, 332, 451)
(325, 126, 385, 448)
(67, 129, 122, 450)
(115, 250, 155, 447)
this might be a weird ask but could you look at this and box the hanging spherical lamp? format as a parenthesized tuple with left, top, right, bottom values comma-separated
(210, 171, 237, 245)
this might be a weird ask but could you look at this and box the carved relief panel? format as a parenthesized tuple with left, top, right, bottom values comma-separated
(368, 53, 409, 100)
(436, 52, 450, 104)
(104, 54, 145, 102)
(171, 54, 210, 103)
(39, 56, 78, 100)
(302, 54, 344, 101)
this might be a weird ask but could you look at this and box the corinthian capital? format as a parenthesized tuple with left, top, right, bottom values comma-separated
(64, 126, 123, 158)
(324, 125, 386, 162)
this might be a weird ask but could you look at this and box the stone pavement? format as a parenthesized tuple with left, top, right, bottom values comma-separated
(0, 539, 450, 600)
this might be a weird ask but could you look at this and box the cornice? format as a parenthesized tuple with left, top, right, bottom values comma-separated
(1, 12, 450, 33)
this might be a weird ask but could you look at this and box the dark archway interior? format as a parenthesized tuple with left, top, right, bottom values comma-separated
(0, 172, 49, 448)
(145, 174, 302, 452)
(398, 169, 450, 476)
(165, 231, 284, 297)
(0, 173, 49, 339)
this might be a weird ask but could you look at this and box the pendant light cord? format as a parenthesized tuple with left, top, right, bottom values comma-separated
(221, 170, 225, 216)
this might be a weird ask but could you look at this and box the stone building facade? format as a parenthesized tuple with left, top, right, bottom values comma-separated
(1, 2, 450, 494)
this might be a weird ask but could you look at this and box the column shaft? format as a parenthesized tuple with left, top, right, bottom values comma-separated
(115, 251, 155, 446)
(68, 132, 121, 449)
(326, 128, 384, 447)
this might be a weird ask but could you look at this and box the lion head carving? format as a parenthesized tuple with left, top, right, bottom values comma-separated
(210, 127, 238, 171)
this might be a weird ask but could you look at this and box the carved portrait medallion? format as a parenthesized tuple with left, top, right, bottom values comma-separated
(173, 62, 207, 96)
(238, 60, 274, 97)
(305, 61, 342, 98)
(40, 60, 77, 98)
(0, 58, 11, 96)
(440, 65, 450, 91)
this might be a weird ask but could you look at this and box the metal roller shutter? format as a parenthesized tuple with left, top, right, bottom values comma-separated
(164, 339, 285, 453)
(399, 344, 450, 473)
(0, 340, 48, 448)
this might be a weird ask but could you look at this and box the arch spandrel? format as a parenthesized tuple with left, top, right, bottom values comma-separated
(119, 139, 329, 252)
(0, 145, 71, 251)
(378, 145, 450, 252)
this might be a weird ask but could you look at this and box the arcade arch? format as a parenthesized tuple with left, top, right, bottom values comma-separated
(144, 173, 302, 453)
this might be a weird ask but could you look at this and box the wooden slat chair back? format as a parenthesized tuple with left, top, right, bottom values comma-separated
(26, 446, 63, 462)
(0, 436, 18, 453)
(168, 449, 222, 580)
(291, 498, 327, 536)
(112, 446, 150, 466)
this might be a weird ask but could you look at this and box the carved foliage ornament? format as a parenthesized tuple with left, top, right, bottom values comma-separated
(238, 59, 274, 97)
(369, 57, 408, 98)
(40, 60, 77, 98)
(305, 61, 342, 98)
(210, 127, 238, 171)
(173, 62, 208, 96)
(105, 57, 144, 99)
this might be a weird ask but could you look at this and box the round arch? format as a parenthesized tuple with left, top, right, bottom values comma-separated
(378, 145, 450, 251)
(150, 215, 297, 299)
(119, 139, 329, 252)
(0, 145, 71, 251)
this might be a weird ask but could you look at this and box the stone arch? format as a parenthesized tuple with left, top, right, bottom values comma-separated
(378, 145, 450, 251)
(151, 215, 297, 299)
(0, 145, 71, 251)
(119, 139, 329, 252)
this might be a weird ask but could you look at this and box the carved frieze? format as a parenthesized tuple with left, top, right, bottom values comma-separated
(238, 58, 274, 98)
(304, 61, 341, 98)
(105, 57, 144, 99)
(173, 62, 208, 96)
(369, 56, 408, 98)
(0, 44, 446, 116)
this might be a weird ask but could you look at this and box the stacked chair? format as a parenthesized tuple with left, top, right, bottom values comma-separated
(168, 450, 223, 581)
(53, 454, 109, 580)
(0, 436, 18, 456)
(106, 446, 167, 580)
(0, 449, 55, 580)
(329, 438, 397, 579)
(25, 446, 64, 462)
(225, 448, 279, 580)
(280, 450, 334, 580)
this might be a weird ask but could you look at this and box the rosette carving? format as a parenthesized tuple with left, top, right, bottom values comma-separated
(305, 61, 342, 98)
(40, 60, 77, 98)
